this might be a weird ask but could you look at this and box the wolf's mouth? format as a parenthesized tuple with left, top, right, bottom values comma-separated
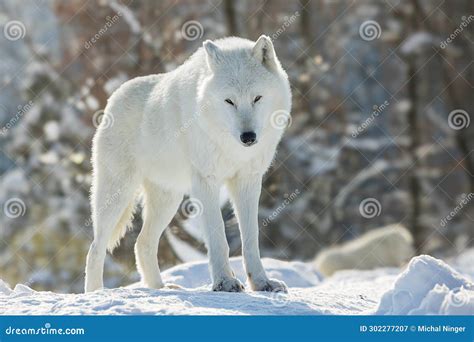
(241, 140, 257, 147)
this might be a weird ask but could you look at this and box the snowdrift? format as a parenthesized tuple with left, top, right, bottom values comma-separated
(0, 253, 472, 315)
(376, 255, 473, 315)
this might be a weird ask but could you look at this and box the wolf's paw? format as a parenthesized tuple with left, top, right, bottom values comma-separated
(164, 283, 183, 290)
(140, 278, 165, 290)
(212, 277, 245, 292)
(251, 278, 288, 293)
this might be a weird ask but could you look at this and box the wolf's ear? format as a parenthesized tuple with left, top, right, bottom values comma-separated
(203, 40, 223, 70)
(252, 35, 278, 71)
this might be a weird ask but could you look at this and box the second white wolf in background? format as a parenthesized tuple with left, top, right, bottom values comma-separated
(314, 225, 415, 276)
(85, 36, 292, 293)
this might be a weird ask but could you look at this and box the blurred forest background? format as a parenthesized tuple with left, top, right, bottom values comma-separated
(0, 0, 473, 293)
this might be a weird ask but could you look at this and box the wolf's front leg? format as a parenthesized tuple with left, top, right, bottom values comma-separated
(227, 175, 288, 293)
(192, 174, 244, 292)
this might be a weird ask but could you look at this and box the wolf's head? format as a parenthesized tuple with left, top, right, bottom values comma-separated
(198, 36, 291, 148)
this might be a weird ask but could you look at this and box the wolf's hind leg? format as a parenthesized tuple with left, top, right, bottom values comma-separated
(85, 167, 138, 292)
(135, 180, 183, 289)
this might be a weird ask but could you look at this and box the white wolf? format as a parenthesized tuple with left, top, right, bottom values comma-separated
(85, 36, 292, 293)
(314, 225, 415, 276)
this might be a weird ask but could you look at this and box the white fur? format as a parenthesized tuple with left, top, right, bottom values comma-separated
(314, 225, 415, 276)
(85, 36, 291, 293)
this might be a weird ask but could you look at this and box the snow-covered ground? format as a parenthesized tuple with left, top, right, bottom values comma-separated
(0, 251, 473, 315)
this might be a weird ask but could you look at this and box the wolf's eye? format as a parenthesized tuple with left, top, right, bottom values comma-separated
(253, 95, 262, 103)
(225, 99, 235, 106)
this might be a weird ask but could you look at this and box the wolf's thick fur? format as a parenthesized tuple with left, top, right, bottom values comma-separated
(314, 225, 415, 276)
(85, 36, 291, 293)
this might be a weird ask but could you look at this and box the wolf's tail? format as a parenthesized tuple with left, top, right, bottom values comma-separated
(106, 202, 136, 252)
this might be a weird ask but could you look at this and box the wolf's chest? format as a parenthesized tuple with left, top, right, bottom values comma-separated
(211, 143, 274, 181)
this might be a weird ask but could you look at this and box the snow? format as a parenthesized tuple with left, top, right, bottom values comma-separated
(400, 32, 436, 55)
(0, 253, 472, 315)
(375, 255, 473, 315)
(161, 258, 322, 289)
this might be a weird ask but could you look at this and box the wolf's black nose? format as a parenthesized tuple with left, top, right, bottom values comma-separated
(240, 132, 257, 146)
